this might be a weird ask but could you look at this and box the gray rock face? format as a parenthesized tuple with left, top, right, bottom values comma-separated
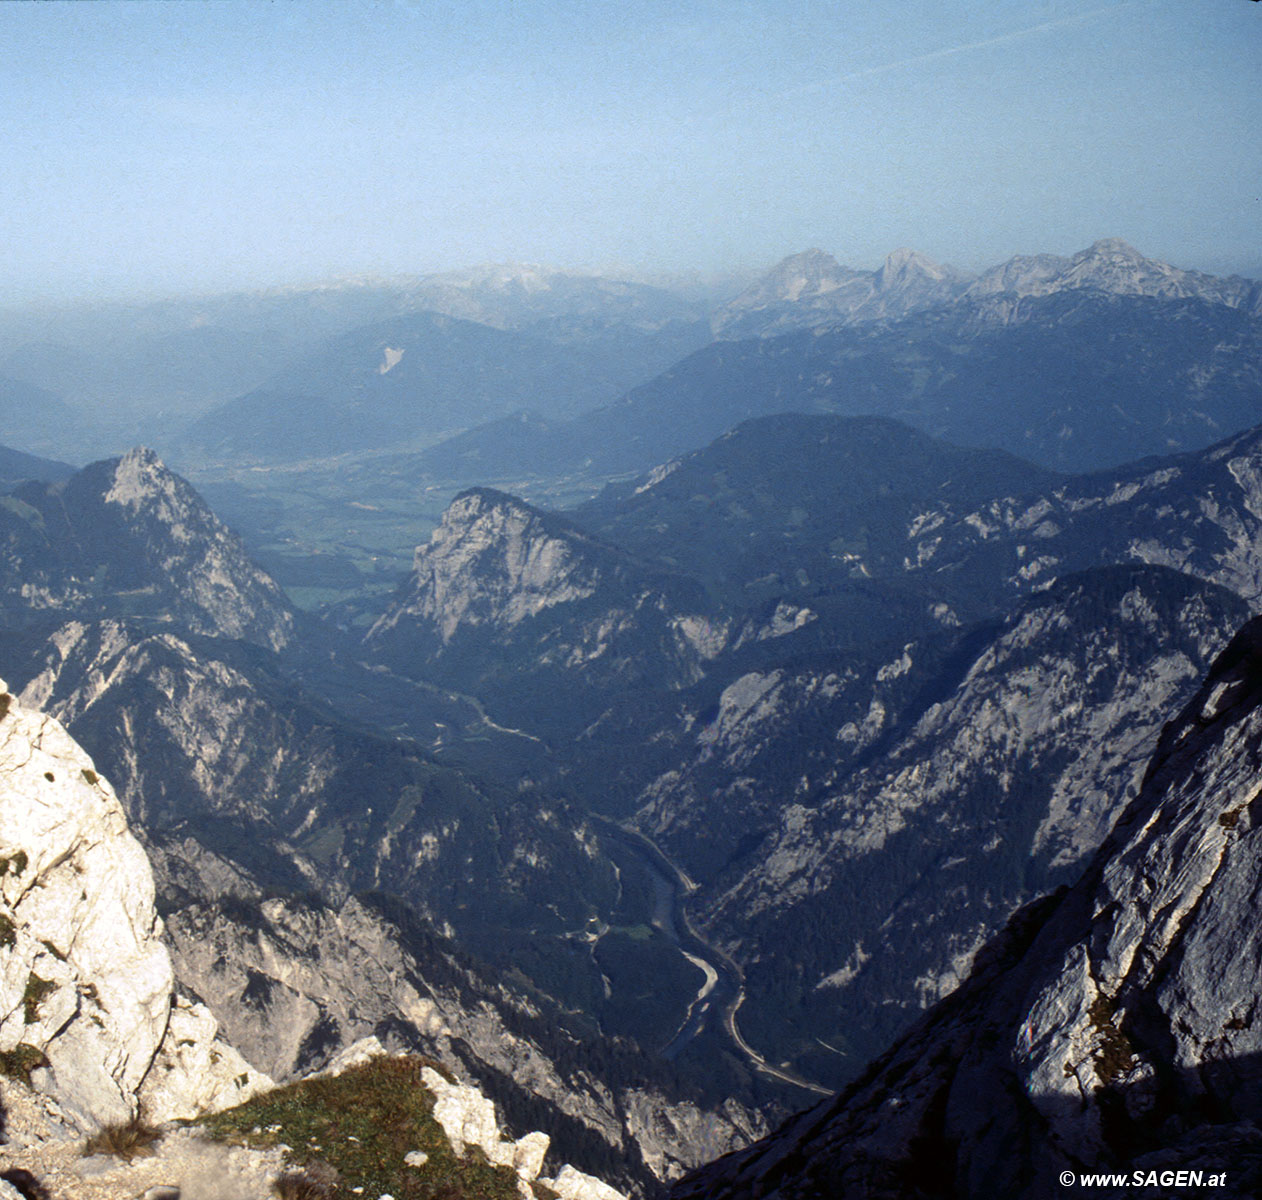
(102, 449, 293, 647)
(0, 448, 294, 650)
(713, 240, 1260, 340)
(16, 617, 370, 837)
(415, 1057, 622, 1198)
(371, 488, 606, 646)
(382, 418, 1262, 727)
(0, 681, 269, 1130)
(365, 487, 724, 730)
(671, 616, 1262, 1199)
(0, 678, 171, 1128)
(712, 248, 969, 339)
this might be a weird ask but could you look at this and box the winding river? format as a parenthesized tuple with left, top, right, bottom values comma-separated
(592, 818, 830, 1096)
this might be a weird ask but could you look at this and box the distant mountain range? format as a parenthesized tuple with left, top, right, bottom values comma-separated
(395, 261, 710, 340)
(181, 308, 706, 462)
(711, 237, 1262, 339)
(0, 265, 713, 463)
(415, 260, 1262, 482)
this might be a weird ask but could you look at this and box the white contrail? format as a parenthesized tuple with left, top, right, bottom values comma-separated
(784, 3, 1135, 97)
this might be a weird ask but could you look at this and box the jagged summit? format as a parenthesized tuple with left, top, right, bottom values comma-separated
(712, 245, 969, 337)
(101, 445, 196, 514)
(451, 483, 542, 513)
(713, 239, 1261, 340)
(1061, 237, 1185, 291)
(0, 449, 294, 649)
(966, 237, 1261, 311)
(1084, 235, 1144, 256)
(734, 248, 860, 305)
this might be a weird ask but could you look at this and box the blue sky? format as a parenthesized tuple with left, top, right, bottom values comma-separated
(1, 0, 1258, 302)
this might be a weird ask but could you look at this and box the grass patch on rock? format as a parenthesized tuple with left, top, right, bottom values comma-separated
(0, 1044, 49, 1084)
(23, 972, 55, 1023)
(0, 849, 28, 877)
(84, 1114, 163, 1161)
(202, 1055, 528, 1200)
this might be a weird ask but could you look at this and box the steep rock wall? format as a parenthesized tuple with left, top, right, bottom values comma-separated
(0, 680, 269, 1129)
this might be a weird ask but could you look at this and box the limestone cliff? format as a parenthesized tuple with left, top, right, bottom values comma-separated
(0, 448, 294, 650)
(365, 487, 722, 733)
(0, 680, 270, 1130)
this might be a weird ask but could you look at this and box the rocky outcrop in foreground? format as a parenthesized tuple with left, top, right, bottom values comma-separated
(161, 890, 765, 1192)
(0, 685, 635, 1200)
(673, 616, 1262, 1198)
(0, 679, 271, 1130)
(327, 1037, 629, 1200)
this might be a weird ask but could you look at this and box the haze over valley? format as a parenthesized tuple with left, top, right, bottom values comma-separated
(2, 3, 1261, 1198)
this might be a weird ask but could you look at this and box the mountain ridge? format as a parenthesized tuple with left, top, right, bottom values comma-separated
(407, 280, 1262, 488)
(713, 238, 1262, 340)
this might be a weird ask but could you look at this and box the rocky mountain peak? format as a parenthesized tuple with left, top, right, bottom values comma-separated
(369, 488, 604, 649)
(876, 246, 953, 285)
(712, 246, 971, 336)
(103, 444, 167, 501)
(0, 450, 295, 650)
(965, 238, 1259, 314)
(100, 446, 215, 539)
(1083, 236, 1144, 259)
(750, 248, 855, 302)
(1063, 237, 1170, 286)
(448, 484, 538, 521)
(425, 487, 584, 577)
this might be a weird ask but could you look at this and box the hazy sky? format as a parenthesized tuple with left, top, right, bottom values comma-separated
(2, 0, 1258, 302)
